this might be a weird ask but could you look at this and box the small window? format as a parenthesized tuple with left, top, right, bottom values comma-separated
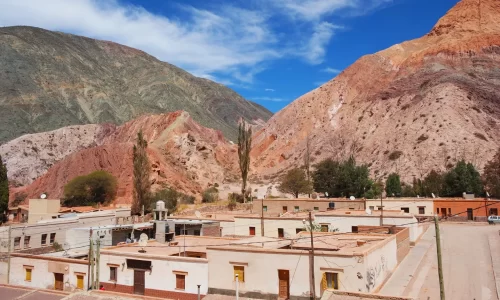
(278, 228, 284, 238)
(401, 207, 409, 213)
(314, 207, 319, 211)
(263, 206, 268, 212)
(249, 227, 256, 236)
(325, 272, 338, 290)
(109, 267, 117, 281)
(282, 206, 288, 213)
(448, 208, 452, 215)
(14, 237, 21, 250)
(294, 206, 299, 212)
(50, 233, 56, 245)
(490, 208, 498, 216)
(296, 228, 302, 234)
(352, 226, 359, 233)
(436, 208, 439, 214)
(176, 274, 186, 290)
(24, 236, 31, 248)
(41, 234, 47, 246)
(194, 230, 201, 236)
(418, 207, 425, 214)
(76, 274, 84, 289)
(369, 206, 374, 210)
(25, 268, 32, 281)
(320, 225, 328, 232)
(233, 266, 244, 282)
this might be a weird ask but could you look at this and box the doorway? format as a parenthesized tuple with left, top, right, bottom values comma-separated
(467, 208, 473, 221)
(133, 270, 145, 295)
(54, 273, 64, 291)
(278, 269, 289, 299)
(440, 208, 447, 217)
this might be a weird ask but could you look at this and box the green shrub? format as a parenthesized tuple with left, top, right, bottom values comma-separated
(202, 187, 219, 203)
(63, 171, 117, 206)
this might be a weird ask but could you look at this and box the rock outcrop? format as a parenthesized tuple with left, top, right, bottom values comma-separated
(251, 0, 500, 182)
(0, 26, 272, 143)
(9, 111, 238, 203)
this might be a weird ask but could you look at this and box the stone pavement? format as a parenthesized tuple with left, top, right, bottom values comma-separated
(378, 225, 434, 296)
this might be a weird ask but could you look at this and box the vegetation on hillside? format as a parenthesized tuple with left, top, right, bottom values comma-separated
(238, 121, 252, 202)
(63, 170, 117, 206)
(151, 187, 194, 214)
(483, 148, 500, 198)
(278, 168, 312, 198)
(132, 130, 152, 215)
(0, 155, 8, 223)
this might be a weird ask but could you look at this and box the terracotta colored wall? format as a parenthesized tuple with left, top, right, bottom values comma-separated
(434, 200, 500, 220)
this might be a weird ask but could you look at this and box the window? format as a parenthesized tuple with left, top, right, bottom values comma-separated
(194, 230, 201, 236)
(418, 207, 425, 214)
(176, 274, 186, 290)
(369, 206, 374, 210)
(25, 267, 32, 281)
(401, 207, 409, 213)
(109, 267, 117, 281)
(448, 208, 452, 215)
(324, 272, 338, 290)
(294, 206, 299, 212)
(41, 234, 47, 246)
(490, 208, 498, 216)
(278, 228, 284, 238)
(233, 266, 244, 282)
(50, 233, 56, 245)
(282, 206, 288, 213)
(436, 208, 439, 214)
(249, 227, 256, 236)
(24, 236, 30, 248)
(263, 206, 268, 212)
(351, 226, 359, 233)
(14, 237, 21, 249)
(321, 225, 329, 232)
(76, 274, 84, 289)
(296, 228, 302, 234)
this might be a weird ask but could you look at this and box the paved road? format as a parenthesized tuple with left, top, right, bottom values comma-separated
(404, 223, 498, 300)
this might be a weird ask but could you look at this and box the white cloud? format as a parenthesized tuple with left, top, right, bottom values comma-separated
(314, 80, 329, 86)
(302, 22, 341, 64)
(321, 67, 342, 74)
(251, 97, 286, 102)
(265, 88, 275, 92)
(0, 0, 278, 82)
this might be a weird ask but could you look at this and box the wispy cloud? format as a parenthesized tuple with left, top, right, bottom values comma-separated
(302, 22, 341, 64)
(321, 67, 342, 74)
(251, 97, 287, 102)
(314, 80, 329, 87)
(265, 88, 275, 92)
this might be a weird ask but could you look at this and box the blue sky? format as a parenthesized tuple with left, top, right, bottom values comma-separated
(0, 0, 459, 113)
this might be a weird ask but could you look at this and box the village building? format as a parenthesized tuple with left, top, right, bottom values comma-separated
(434, 198, 500, 221)
(253, 198, 365, 217)
(365, 198, 434, 216)
(207, 228, 410, 299)
(232, 213, 310, 238)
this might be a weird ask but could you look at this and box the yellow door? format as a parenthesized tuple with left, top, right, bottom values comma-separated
(76, 275, 84, 289)
(25, 269, 32, 281)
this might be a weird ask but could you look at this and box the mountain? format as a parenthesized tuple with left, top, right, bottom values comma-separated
(9, 111, 238, 203)
(252, 0, 500, 182)
(0, 26, 271, 143)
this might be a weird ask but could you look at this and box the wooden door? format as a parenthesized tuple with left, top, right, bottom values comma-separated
(467, 208, 473, 221)
(440, 208, 447, 217)
(278, 270, 289, 299)
(133, 270, 145, 295)
(249, 227, 256, 236)
(54, 273, 64, 291)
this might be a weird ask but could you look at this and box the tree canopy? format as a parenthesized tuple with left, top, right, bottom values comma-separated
(312, 157, 372, 198)
(63, 170, 117, 206)
(0, 155, 8, 223)
(385, 173, 402, 197)
(133, 130, 152, 214)
(278, 168, 312, 198)
(484, 148, 500, 198)
(442, 160, 483, 197)
(238, 121, 252, 201)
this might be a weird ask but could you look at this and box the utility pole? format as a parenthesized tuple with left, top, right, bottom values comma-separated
(379, 192, 384, 226)
(90, 240, 95, 290)
(183, 223, 186, 257)
(308, 211, 316, 300)
(6, 226, 11, 284)
(87, 228, 93, 290)
(235, 274, 239, 300)
(261, 200, 265, 236)
(434, 215, 445, 300)
(96, 239, 100, 290)
(141, 205, 145, 222)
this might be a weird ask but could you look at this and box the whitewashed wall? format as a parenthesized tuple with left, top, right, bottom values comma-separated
(233, 218, 305, 238)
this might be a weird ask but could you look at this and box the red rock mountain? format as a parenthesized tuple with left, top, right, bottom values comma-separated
(10, 111, 238, 203)
(252, 0, 500, 182)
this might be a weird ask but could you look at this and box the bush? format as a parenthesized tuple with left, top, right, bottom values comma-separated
(228, 193, 245, 203)
(388, 151, 403, 161)
(180, 194, 195, 204)
(278, 168, 312, 198)
(152, 188, 181, 214)
(202, 187, 219, 203)
(63, 171, 117, 206)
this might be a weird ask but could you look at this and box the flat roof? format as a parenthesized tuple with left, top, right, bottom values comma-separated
(254, 198, 365, 202)
(291, 232, 390, 254)
(315, 210, 413, 218)
(101, 236, 242, 257)
(167, 219, 218, 225)
(71, 222, 153, 230)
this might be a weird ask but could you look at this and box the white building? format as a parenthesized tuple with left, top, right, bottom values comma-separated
(365, 198, 434, 216)
(233, 213, 310, 238)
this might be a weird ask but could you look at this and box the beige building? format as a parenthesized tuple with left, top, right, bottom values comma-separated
(28, 198, 61, 224)
(233, 213, 309, 238)
(252, 198, 365, 217)
(207, 230, 410, 299)
(365, 198, 434, 216)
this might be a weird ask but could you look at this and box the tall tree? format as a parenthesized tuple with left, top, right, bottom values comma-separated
(0, 155, 8, 223)
(385, 173, 402, 197)
(132, 130, 152, 214)
(278, 168, 313, 198)
(422, 170, 444, 197)
(63, 171, 117, 206)
(484, 148, 500, 198)
(443, 160, 483, 197)
(238, 120, 252, 201)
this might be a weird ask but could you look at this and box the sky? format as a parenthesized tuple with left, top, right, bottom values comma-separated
(0, 0, 460, 113)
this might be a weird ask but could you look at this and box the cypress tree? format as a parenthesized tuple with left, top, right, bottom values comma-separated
(0, 155, 9, 223)
(132, 130, 152, 214)
(238, 121, 252, 201)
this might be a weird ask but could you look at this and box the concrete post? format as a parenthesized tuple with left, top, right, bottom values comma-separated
(197, 284, 201, 300)
(236, 274, 239, 300)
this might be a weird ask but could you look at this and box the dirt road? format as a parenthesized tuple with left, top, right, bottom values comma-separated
(404, 223, 498, 300)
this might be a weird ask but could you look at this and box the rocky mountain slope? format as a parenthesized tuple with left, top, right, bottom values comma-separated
(0, 26, 271, 143)
(9, 111, 238, 203)
(252, 0, 500, 182)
